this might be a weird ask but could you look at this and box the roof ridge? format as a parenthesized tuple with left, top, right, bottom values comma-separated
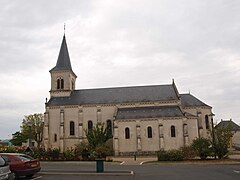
(73, 84, 173, 91)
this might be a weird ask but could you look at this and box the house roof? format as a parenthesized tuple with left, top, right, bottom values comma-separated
(215, 120, 240, 131)
(47, 84, 179, 106)
(50, 35, 73, 72)
(116, 106, 184, 119)
(180, 93, 211, 108)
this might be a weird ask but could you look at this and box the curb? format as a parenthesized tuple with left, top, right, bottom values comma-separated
(39, 170, 134, 176)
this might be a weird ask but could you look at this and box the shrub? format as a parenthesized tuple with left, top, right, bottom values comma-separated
(48, 148, 60, 160)
(192, 138, 211, 160)
(63, 148, 79, 161)
(0, 146, 25, 153)
(95, 144, 113, 158)
(180, 146, 197, 160)
(157, 149, 184, 161)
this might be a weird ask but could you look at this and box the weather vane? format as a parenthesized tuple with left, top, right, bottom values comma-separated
(64, 23, 66, 35)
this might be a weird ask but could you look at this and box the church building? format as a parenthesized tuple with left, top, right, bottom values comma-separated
(43, 35, 213, 155)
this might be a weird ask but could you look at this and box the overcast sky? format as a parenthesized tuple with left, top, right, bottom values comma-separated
(0, 0, 240, 139)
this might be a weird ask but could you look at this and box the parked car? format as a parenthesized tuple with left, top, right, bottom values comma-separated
(0, 155, 11, 180)
(0, 153, 41, 179)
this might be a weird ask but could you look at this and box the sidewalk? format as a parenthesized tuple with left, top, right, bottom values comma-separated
(112, 156, 158, 165)
(111, 154, 240, 165)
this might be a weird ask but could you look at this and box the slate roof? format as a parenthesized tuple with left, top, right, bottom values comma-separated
(180, 93, 211, 108)
(116, 106, 184, 119)
(215, 120, 240, 131)
(47, 84, 179, 106)
(50, 35, 73, 72)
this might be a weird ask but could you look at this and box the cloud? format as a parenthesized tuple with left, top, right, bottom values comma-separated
(0, 0, 240, 139)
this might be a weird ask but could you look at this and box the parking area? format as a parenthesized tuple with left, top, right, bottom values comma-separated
(19, 160, 240, 180)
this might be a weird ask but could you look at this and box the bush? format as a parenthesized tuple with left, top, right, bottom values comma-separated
(157, 149, 184, 161)
(180, 146, 197, 160)
(48, 148, 60, 160)
(192, 138, 211, 160)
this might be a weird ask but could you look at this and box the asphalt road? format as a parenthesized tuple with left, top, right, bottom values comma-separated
(19, 161, 240, 180)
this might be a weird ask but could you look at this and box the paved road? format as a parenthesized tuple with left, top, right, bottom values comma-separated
(28, 161, 240, 180)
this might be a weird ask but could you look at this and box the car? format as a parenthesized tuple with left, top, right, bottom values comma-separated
(0, 153, 41, 179)
(0, 155, 11, 180)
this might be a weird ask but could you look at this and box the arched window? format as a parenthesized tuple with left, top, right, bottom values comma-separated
(61, 79, 64, 89)
(70, 121, 75, 136)
(205, 115, 210, 129)
(88, 120, 93, 130)
(106, 120, 112, 137)
(57, 79, 61, 89)
(125, 127, 130, 139)
(72, 80, 74, 90)
(57, 78, 64, 89)
(54, 134, 57, 142)
(147, 126, 152, 138)
(171, 126, 176, 137)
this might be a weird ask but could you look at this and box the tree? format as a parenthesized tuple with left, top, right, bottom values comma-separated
(192, 137, 211, 160)
(85, 123, 110, 149)
(21, 113, 44, 147)
(211, 126, 233, 159)
(10, 131, 27, 146)
(84, 123, 113, 158)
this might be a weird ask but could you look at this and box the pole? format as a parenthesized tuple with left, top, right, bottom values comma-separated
(29, 125, 32, 147)
(210, 114, 216, 159)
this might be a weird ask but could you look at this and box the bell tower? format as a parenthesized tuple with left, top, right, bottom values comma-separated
(49, 35, 77, 97)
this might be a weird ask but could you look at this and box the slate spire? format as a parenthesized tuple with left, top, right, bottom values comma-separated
(50, 35, 72, 72)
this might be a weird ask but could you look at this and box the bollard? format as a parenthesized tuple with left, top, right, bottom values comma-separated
(134, 155, 136, 161)
(96, 159, 104, 173)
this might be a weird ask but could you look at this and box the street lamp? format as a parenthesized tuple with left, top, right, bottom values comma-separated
(28, 123, 32, 148)
(209, 112, 216, 159)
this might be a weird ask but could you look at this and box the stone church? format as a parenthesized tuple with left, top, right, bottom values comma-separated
(43, 35, 213, 155)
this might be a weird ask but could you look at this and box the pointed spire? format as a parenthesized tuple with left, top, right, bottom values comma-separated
(50, 35, 72, 72)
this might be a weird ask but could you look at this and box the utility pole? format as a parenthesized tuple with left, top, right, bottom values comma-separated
(210, 113, 216, 159)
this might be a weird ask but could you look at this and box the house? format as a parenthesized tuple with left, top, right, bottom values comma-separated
(215, 119, 240, 149)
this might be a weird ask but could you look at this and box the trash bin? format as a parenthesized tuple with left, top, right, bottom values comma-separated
(96, 159, 104, 173)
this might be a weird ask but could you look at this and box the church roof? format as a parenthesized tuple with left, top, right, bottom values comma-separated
(215, 120, 240, 131)
(180, 93, 211, 108)
(50, 35, 73, 72)
(116, 106, 184, 119)
(47, 84, 179, 106)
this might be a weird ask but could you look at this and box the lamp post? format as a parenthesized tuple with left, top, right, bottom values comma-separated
(209, 112, 216, 159)
(28, 123, 32, 148)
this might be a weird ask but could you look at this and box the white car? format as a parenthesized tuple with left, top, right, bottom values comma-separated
(0, 155, 11, 180)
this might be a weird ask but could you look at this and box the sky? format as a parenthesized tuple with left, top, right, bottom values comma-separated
(0, 0, 240, 139)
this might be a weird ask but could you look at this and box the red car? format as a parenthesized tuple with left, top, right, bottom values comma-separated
(0, 153, 41, 179)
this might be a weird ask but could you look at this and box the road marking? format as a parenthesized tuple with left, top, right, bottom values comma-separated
(120, 161, 125, 165)
(233, 170, 240, 173)
(32, 176, 42, 180)
(39, 171, 133, 176)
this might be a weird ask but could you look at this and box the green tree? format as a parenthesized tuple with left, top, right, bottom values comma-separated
(84, 122, 114, 158)
(192, 137, 211, 160)
(21, 113, 44, 147)
(10, 131, 27, 146)
(85, 123, 110, 149)
(211, 126, 233, 159)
